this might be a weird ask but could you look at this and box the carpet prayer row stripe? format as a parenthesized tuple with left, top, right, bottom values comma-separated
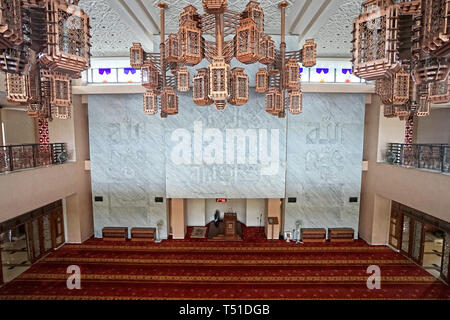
(18, 273, 438, 283)
(1, 295, 447, 301)
(43, 257, 412, 265)
(63, 245, 390, 252)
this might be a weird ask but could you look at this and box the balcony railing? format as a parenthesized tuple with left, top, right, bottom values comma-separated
(386, 143, 450, 174)
(0, 143, 68, 174)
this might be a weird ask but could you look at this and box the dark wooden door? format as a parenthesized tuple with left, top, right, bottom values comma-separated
(389, 206, 401, 250)
(26, 219, 42, 262)
(51, 207, 65, 248)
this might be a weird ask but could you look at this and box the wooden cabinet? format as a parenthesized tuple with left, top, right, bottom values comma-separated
(102, 227, 128, 241)
(131, 228, 156, 242)
(328, 228, 354, 242)
(301, 228, 326, 243)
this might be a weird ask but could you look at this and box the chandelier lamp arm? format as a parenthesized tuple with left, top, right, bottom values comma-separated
(279, 1, 288, 108)
(158, 2, 168, 89)
(216, 13, 224, 56)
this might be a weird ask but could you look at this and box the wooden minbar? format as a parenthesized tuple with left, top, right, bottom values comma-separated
(131, 227, 156, 242)
(301, 228, 326, 243)
(328, 228, 354, 242)
(102, 227, 128, 241)
(224, 212, 238, 239)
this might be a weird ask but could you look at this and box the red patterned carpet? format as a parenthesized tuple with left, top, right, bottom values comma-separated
(0, 227, 448, 300)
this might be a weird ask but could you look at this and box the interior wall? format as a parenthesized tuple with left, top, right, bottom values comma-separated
(0, 109, 37, 145)
(416, 108, 450, 144)
(246, 199, 265, 227)
(0, 96, 94, 243)
(284, 93, 366, 237)
(49, 113, 76, 160)
(88, 94, 168, 239)
(376, 106, 405, 161)
(205, 199, 246, 224)
(186, 199, 206, 226)
(359, 95, 450, 244)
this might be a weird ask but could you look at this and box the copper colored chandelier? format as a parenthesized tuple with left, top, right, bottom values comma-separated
(1, 0, 91, 121)
(352, 0, 450, 121)
(130, 1, 317, 118)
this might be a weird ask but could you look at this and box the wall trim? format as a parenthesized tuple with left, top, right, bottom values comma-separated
(73, 83, 375, 95)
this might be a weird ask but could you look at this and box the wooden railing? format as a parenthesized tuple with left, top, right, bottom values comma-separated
(0, 143, 68, 174)
(386, 143, 450, 174)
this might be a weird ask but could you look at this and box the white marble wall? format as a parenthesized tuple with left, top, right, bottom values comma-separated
(88, 92, 365, 239)
(88, 94, 168, 238)
(284, 93, 365, 237)
(165, 90, 286, 198)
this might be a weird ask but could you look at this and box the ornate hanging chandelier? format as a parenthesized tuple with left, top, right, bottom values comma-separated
(1, 0, 91, 121)
(352, 0, 450, 121)
(130, 0, 317, 118)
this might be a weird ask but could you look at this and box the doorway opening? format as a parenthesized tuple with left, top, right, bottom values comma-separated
(0, 200, 65, 284)
(390, 202, 449, 285)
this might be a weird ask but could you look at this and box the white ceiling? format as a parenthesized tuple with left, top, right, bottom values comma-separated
(79, 0, 365, 58)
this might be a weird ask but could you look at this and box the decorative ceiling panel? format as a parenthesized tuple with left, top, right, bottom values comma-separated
(79, 0, 140, 57)
(312, 0, 365, 58)
(78, 0, 364, 58)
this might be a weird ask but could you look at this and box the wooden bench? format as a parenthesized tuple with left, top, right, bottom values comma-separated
(102, 227, 128, 241)
(328, 228, 354, 242)
(131, 227, 156, 242)
(301, 228, 326, 243)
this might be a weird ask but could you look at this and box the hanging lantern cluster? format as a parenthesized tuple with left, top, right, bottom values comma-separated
(352, 0, 400, 80)
(177, 67, 190, 92)
(302, 39, 317, 68)
(289, 89, 303, 114)
(165, 34, 179, 63)
(130, 1, 316, 117)
(130, 43, 145, 69)
(209, 56, 230, 110)
(1, 0, 91, 122)
(229, 67, 249, 106)
(144, 90, 159, 115)
(236, 17, 261, 64)
(265, 87, 283, 115)
(193, 68, 213, 106)
(5, 73, 29, 105)
(428, 78, 450, 104)
(285, 58, 300, 89)
(256, 68, 269, 93)
(178, 5, 203, 66)
(0, 0, 23, 49)
(259, 35, 275, 65)
(353, 0, 450, 122)
(141, 61, 159, 89)
(202, 0, 228, 14)
(39, 0, 90, 77)
(161, 87, 179, 115)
